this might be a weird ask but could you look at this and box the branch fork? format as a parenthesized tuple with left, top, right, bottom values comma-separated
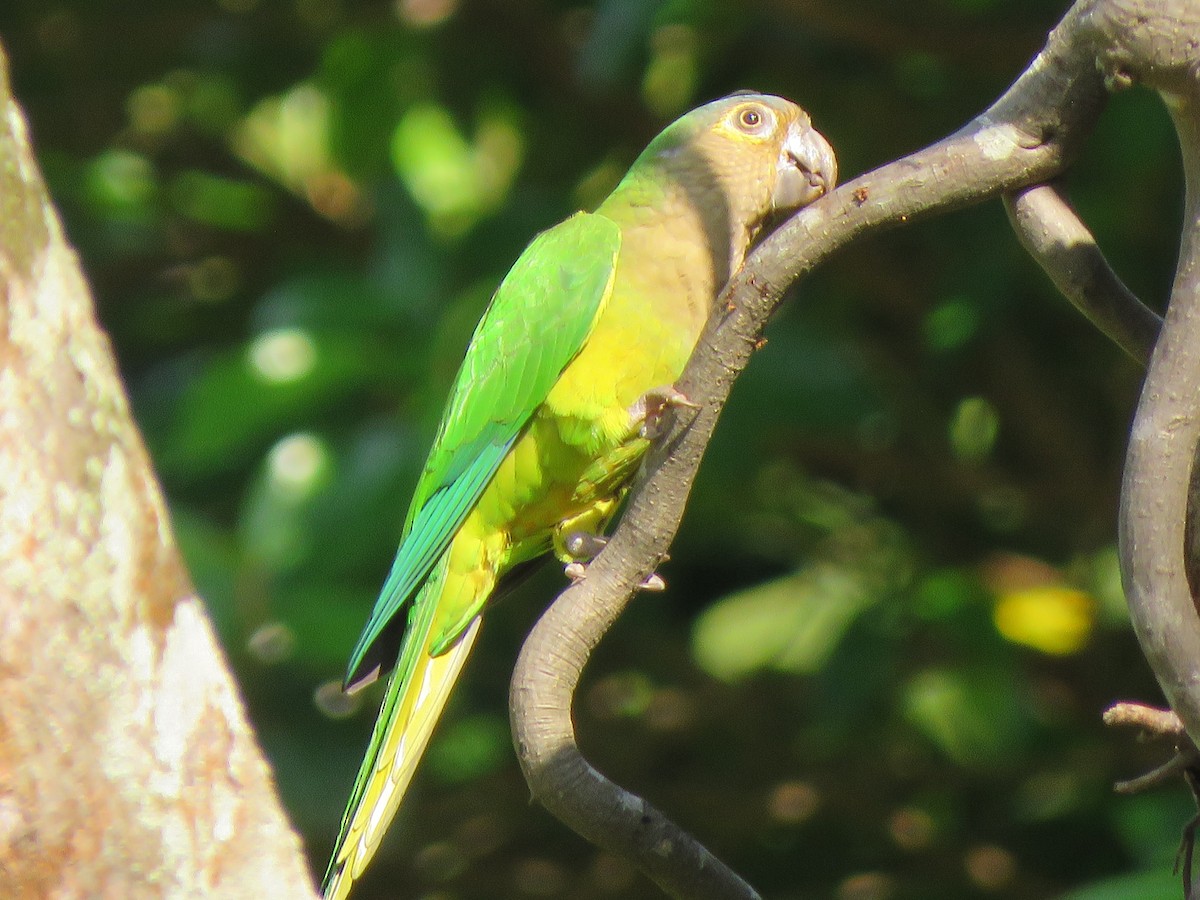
(510, 2, 1200, 896)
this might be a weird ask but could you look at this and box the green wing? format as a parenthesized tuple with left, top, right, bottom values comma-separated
(344, 211, 621, 687)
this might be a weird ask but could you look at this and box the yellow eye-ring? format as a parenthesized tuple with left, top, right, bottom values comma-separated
(734, 105, 770, 134)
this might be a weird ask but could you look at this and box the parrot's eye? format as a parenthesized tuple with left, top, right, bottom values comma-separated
(734, 105, 770, 135)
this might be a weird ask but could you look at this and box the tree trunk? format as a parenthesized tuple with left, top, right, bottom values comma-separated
(0, 43, 317, 900)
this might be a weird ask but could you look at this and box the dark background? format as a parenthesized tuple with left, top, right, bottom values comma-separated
(0, 1, 1189, 897)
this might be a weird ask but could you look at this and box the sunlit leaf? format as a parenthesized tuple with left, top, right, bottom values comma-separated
(390, 101, 523, 237)
(949, 396, 999, 462)
(240, 432, 334, 574)
(642, 24, 698, 117)
(235, 83, 333, 192)
(692, 565, 880, 682)
(170, 170, 274, 231)
(84, 149, 158, 223)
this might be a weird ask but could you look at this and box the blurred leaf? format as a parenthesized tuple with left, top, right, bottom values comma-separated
(84, 149, 158, 223)
(1085, 545, 1132, 627)
(156, 330, 399, 478)
(319, 28, 426, 176)
(949, 395, 999, 462)
(235, 83, 332, 190)
(427, 713, 510, 784)
(923, 296, 981, 352)
(576, 0, 663, 92)
(692, 564, 880, 682)
(912, 568, 987, 621)
(170, 169, 274, 231)
(1012, 769, 1087, 822)
(641, 24, 698, 116)
(83, 148, 159, 244)
(240, 432, 334, 575)
(390, 101, 523, 237)
(182, 71, 243, 137)
(902, 666, 1031, 768)
(1057, 869, 1180, 900)
(126, 82, 182, 138)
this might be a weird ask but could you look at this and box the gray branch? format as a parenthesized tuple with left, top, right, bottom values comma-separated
(1114, 0, 1200, 747)
(1004, 181, 1162, 364)
(507, 1, 1200, 897)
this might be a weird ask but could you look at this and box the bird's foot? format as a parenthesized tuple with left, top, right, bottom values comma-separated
(629, 384, 700, 440)
(564, 531, 608, 560)
(562, 558, 667, 592)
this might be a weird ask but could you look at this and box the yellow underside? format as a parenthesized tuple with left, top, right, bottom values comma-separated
(428, 403, 649, 652)
(328, 217, 713, 899)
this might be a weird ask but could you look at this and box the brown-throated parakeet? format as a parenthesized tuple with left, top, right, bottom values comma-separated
(324, 92, 836, 899)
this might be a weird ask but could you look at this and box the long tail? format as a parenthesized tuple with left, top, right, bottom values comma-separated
(323, 562, 482, 900)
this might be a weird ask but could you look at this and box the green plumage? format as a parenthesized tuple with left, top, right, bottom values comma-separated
(343, 212, 621, 687)
(324, 93, 835, 900)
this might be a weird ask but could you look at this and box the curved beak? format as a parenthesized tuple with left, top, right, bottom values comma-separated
(773, 118, 837, 212)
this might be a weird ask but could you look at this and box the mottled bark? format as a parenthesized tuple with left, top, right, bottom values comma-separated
(0, 45, 317, 899)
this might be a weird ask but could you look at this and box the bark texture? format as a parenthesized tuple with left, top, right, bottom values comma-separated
(0, 45, 316, 899)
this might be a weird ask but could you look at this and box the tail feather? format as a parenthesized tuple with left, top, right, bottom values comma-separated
(323, 564, 482, 900)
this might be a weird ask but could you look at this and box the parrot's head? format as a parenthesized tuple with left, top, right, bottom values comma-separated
(635, 91, 837, 268)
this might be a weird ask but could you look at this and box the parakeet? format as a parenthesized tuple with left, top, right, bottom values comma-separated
(324, 92, 836, 899)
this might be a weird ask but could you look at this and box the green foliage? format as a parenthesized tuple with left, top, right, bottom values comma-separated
(3, 0, 1187, 896)
(692, 566, 884, 681)
(1058, 870, 1181, 900)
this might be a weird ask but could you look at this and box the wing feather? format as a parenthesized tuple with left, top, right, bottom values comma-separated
(344, 211, 621, 686)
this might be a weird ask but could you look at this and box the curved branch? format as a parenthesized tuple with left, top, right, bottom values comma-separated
(1004, 181, 1162, 364)
(1102, 0, 1200, 750)
(511, 3, 1115, 896)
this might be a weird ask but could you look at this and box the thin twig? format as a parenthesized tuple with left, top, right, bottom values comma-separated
(1116, 754, 1190, 794)
(1104, 701, 1187, 737)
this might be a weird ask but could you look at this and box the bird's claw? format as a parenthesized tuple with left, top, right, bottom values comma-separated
(640, 573, 666, 592)
(630, 385, 700, 440)
(563, 561, 666, 593)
